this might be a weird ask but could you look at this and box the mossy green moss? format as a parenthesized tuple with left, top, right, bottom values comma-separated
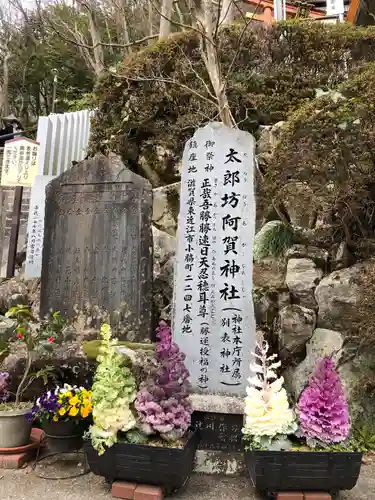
(90, 22, 375, 186)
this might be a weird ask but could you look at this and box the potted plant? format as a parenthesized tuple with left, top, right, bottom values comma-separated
(243, 338, 362, 498)
(0, 305, 65, 449)
(27, 384, 93, 452)
(84, 321, 198, 493)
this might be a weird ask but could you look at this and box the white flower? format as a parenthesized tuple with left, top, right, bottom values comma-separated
(242, 339, 297, 441)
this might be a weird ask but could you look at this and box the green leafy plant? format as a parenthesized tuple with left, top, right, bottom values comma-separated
(89, 323, 137, 455)
(253, 221, 294, 262)
(3, 305, 66, 406)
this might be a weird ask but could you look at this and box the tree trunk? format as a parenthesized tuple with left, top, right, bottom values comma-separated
(219, 0, 234, 25)
(148, 0, 154, 44)
(194, 0, 234, 127)
(87, 8, 105, 75)
(1, 53, 12, 117)
(159, 0, 174, 39)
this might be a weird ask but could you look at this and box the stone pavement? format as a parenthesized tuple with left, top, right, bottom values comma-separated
(0, 461, 374, 500)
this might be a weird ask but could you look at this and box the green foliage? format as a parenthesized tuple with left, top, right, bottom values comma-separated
(89, 323, 137, 455)
(253, 221, 294, 262)
(125, 428, 149, 445)
(4, 306, 66, 404)
(269, 62, 375, 257)
(351, 422, 375, 453)
(91, 22, 375, 185)
(83, 339, 155, 360)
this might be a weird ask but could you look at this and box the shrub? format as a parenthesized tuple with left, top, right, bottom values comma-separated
(90, 22, 375, 186)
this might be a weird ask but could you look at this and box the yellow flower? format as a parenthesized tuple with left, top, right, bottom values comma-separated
(69, 406, 79, 417)
(81, 407, 89, 418)
(64, 391, 72, 398)
(58, 407, 66, 416)
(69, 396, 79, 406)
(53, 416, 59, 422)
(83, 398, 91, 407)
(58, 399, 62, 404)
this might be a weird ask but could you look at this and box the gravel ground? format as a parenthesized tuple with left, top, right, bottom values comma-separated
(0, 459, 374, 500)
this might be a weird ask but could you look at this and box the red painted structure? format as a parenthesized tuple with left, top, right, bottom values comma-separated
(243, 0, 325, 24)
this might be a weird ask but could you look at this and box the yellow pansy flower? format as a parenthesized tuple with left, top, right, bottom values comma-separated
(69, 396, 79, 406)
(81, 407, 89, 418)
(64, 391, 72, 398)
(53, 415, 59, 422)
(69, 406, 79, 417)
(58, 407, 66, 416)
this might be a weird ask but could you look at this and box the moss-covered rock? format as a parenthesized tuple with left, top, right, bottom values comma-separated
(90, 22, 375, 186)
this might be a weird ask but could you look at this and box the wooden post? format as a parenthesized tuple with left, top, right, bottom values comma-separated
(6, 186, 23, 278)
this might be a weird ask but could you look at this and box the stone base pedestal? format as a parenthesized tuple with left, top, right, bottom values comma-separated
(190, 393, 245, 476)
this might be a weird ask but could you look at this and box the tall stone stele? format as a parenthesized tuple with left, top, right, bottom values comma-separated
(173, 122, 257, 474)
(173, 122, 257, 396)
(40, 154, 153, 342)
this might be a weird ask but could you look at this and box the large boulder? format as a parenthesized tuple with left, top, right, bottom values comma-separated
(284, 327, 344, 400)
(152, 183, 180, 236)
(278, 305, 316, 358)
(286, 245, 329, 270)
(0, 315, 16, 341)
(0, 278, 29, 314)
(286, 258, 323, 309)
(315, 264, 362, 331)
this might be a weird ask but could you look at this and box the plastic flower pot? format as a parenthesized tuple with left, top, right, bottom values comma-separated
(84, 430, 199, 494)
(244, 449, 362, 498)
(0, 406, 32, 448)
(42, 420, 87, 453)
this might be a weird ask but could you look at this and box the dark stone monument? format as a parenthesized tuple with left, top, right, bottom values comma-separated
(40, 154, 153, 340)
(191, 411, 243, 452)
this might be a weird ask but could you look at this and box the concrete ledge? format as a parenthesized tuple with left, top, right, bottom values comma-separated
(193, 450, 245, 476)
(190, 393, 244, 414)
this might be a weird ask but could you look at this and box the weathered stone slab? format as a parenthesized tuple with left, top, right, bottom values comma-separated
(40, 154, 153, 340)
(173, 123, 256, 395)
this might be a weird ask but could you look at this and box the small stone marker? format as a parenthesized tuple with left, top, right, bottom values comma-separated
(40, 154, 153, 340)
(25, 175, 55, 278)
(191, 411, 243, 452)
(173, 122, 256, 394)
(0, 138, 39, 188)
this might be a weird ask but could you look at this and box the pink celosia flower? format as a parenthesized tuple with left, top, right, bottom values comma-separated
(297, 357, 350, 444)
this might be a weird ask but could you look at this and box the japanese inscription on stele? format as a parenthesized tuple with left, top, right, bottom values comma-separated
(0, 138, 39, 187)
(173, 122, 256, 395)
(25, 175, 55, 278)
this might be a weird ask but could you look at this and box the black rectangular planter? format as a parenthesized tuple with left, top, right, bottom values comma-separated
(244, 449, 362, 496)
(84, 430, 199, 492)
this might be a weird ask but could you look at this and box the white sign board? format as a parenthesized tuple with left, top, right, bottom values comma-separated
(25, 175, 55, 278)
(173, 122, 256, 395)
(0, 138, 40, 187)
(326, 0, 344, 15)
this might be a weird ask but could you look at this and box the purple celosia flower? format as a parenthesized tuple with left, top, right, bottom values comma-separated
(297, 357, 350, 444)
(0, 372, 10, 403)
(134, 321, 192, 440)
